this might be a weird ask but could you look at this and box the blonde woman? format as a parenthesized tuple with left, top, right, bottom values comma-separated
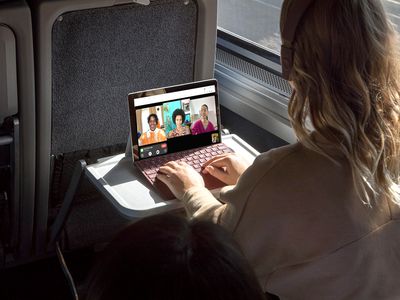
(157, 0, 400, 298)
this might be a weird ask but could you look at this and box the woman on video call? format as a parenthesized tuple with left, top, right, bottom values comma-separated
(157, 0, 400, 298)
(191, 104, 215, 135)
(138, 113, 166, 146)
(167, 109, 190, 138)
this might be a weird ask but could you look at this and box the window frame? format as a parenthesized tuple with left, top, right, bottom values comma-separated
(215, 26, 296, 143)
(217, 29, 282, 74)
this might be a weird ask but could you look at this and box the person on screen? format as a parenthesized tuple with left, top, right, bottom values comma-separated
(168, 109, 190, 138)
(138, 113, 166, 146)
(86, 214, 266, 300)
(191, 104, 216, 135)
(157, 0, 400, 298)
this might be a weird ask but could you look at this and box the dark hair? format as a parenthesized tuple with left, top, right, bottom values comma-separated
(147, 113, 158, 123)
(201, 104, 208, 110)
(87, 214, 265, 300)
(172, 109, 186, 125)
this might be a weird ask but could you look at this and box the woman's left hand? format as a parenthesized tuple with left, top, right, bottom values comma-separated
(157, 161, 205, 199)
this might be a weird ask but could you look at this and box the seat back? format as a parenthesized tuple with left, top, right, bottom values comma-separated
(31, 0, 217, 254)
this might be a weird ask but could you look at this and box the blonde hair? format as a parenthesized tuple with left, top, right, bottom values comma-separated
(281, 0, 400, 206)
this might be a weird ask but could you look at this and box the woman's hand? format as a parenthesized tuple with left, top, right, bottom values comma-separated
(157, 161, 205, 199)
(202, 153, 250, 185)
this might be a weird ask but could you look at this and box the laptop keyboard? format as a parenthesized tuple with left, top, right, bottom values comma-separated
(135, 143, 234, 183)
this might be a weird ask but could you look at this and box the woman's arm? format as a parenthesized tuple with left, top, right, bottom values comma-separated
(157, 152, 274, 231)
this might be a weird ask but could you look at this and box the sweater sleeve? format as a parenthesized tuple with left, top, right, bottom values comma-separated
(181, 149, 281, 231)
(181, 186, 227, 223)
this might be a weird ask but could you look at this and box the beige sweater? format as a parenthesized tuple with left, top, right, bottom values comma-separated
(182, 142, 400, 299)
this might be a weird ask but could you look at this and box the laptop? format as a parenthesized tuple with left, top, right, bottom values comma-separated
(128, 79, 233, 200)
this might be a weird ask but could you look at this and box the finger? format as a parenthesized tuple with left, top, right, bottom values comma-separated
(158, 165, 174, 174)
(202, 154, 231, 168)
(164, 161, 179, 168)
(203, 165, 229, 183)
(205, 156, 232, 169)
(156, 173, 170, 184)
(177, 161, 190, 167)
(202, 157, 226, 173)
(184, 163, 197, 172)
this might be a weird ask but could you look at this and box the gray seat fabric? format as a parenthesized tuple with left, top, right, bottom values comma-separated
(32, 0, 217, 253)
(51, 0, 198, 155)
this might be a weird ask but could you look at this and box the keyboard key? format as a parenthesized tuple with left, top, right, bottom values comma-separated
(145, 169, 156, 175)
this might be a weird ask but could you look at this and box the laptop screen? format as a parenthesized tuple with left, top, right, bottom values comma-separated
(128, 79, 221, 160)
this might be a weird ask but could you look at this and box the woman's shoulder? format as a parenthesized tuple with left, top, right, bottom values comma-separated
(246, 142, 343, 186)
(191, 119, 200, 127)
(230, 143, 305, 193)
(254, 142, 304, 167)
(157, 128, 166, 136)
(255, 141, 339, 169)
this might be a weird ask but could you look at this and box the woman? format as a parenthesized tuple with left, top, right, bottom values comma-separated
(191, 104, 215, 135)
(138, 113, 167, 146)
(157, 0, 400, 298)
(167, 108, 190, 138)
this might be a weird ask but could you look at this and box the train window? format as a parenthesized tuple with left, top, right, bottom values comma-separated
(218, 0, 400, 57)
(215, 0, 294, 144)
(215, 0, 400, 145)
(384, 1, 400, 29)
(217, 0, 282, 55)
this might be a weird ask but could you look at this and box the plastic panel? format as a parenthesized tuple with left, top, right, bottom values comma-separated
(0, 25, 17, 123)
(0, 0, 36, 259)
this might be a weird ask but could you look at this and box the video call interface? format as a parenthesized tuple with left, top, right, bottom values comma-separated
(132, 87, 220, 160)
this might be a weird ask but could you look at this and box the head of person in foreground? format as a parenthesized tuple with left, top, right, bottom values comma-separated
(86, 214, 266, 300)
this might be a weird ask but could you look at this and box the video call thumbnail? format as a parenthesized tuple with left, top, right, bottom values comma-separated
(135, 96, 218, 147)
